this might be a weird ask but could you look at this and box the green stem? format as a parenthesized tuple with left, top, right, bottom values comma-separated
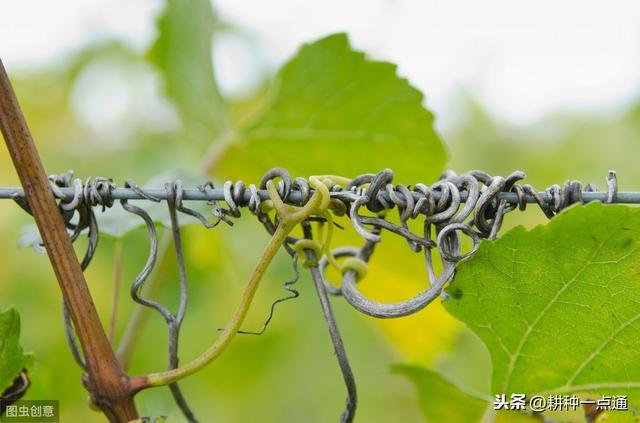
(143, 223, 291, 386)
(134, 178, 328, 388)
(109, 238, 123, 345)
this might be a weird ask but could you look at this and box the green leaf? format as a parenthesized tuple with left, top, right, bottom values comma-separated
(444, 202, 640, 417)
(149, 0, 227, 143)
(434, 328, 492, 398)
(0, 308, 33, 392)
(394, 365, 538, 422)
(393, 364, 487, 422)
(217, 33, 446, 182)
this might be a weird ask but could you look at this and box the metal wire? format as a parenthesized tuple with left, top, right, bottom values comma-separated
(8, 167, 629, 423)
(4, 185, 639, 204)
(12, 168, 627, 319)
(164, 181, 198, 423)
(314, 168, 620, 318)
(301, 222, 357, 423)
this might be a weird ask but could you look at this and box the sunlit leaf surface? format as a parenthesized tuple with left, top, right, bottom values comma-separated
(218, 33, 446, 183)
(445, 203, 640, 420)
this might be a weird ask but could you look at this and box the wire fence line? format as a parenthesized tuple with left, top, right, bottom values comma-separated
(6, 167, 625, 314)
(1, 183, 637, 206)
(1, 167, 628, 423)
(3, 186, 640, 203)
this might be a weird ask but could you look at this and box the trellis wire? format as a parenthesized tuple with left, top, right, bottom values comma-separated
(4, 185, 637, 204)
(5, 167, 625, 422)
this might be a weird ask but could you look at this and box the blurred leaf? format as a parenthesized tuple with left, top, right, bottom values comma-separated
(394, 365, 538, 422)
(17, 226, 45, 252)
(94, 204, 174, 239)
(217, 33, 446, 182)
(96, 204, 215, 240)
(393, 364, 487, 422)
(95, 168, 217, 237)
(149, 0, 227, 144)
(0, 308, 33, 392)
(444, 202, 640, 418)
(434, 328, 492, 397)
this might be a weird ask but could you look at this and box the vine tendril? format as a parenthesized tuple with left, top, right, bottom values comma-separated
(15, 167, 621, 422)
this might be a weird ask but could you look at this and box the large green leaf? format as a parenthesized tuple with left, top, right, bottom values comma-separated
(444, 202, 640, 420)
(217, 33, 446, 182)
(0, 308, 33, 392)
(149, 0, 227, 143)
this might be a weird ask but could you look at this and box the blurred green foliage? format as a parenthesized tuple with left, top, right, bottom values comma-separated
(392, 365, 539, 422)
(392, 364, 489, 422)
(0, 308, 32, 392)
(149, 0, 228, 146)
(2, 0, 640, 422)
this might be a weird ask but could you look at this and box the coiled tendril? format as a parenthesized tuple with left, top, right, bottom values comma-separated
(15, 167, 620, 423)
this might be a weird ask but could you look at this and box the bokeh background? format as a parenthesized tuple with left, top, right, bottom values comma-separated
(1, 0, 640, 421)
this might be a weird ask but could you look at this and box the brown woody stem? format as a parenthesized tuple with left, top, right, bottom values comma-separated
(0, 59, 138, 422)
